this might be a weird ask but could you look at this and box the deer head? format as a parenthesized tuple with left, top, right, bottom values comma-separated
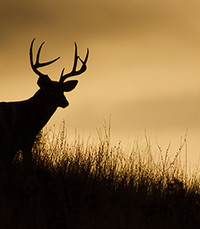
(29, 38, 89, 108)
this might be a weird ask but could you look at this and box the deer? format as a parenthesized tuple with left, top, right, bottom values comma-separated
(0, 38, 89, 167)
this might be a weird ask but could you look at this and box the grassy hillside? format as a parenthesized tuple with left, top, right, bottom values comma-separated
(0, 124, 200, 229)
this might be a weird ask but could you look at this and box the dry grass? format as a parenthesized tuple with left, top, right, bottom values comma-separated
(0, 122, 200, 228)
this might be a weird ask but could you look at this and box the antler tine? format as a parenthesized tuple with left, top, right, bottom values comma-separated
(59, 43, 89, 83)
(30, 38, 60, 77)
(72, 42, 79, 72)
(79, 48, 89, 65)
(36, 41, 45, 67)
(30, 38, 36, 71)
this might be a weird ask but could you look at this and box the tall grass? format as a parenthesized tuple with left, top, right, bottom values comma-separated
(1, 122, 200, 228)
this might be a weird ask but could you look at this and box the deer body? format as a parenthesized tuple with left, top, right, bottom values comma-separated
(0, 39, 89, 165)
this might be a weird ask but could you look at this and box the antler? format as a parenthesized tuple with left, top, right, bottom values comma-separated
(30, 38, 60, 77)
(59, 42, 89, 83)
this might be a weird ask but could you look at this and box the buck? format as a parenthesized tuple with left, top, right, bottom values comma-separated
(0, 38, 89, 166)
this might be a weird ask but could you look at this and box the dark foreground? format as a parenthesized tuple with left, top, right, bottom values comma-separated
(0, 134, 200, 229)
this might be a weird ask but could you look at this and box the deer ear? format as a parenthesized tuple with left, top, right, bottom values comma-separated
(63, 80, 78, 92)
(37, 75, 51, 88)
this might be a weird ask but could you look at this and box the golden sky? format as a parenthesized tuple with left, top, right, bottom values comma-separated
(1, 0, 200, 166)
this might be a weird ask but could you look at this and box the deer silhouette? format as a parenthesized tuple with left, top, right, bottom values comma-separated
(0, 38, 89, 166)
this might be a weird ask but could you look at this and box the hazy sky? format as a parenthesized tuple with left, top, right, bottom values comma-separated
(1, 0, 200, 166)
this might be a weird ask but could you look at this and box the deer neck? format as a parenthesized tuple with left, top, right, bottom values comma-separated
(28, 90, 58, 126)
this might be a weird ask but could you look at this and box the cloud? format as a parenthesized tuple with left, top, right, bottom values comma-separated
(1, 0, 199, 45)
(110, 93, 200, 131)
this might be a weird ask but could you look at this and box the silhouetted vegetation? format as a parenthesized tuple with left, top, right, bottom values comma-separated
(0, 123, 200, 229)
